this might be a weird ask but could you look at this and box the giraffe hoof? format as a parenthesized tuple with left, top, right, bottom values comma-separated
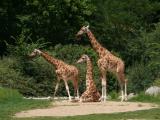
(99, 97, 106, 102)
(68, 97, 73, 102)
(124, 96, 128, 101)
(75, 96, 80, 100)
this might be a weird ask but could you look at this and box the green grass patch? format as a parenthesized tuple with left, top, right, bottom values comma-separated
(0, 87, 51, 120)
(0, 87, 22, 102)
(129, 92, 160, 104)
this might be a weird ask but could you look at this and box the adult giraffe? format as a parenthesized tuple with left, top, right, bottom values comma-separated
(29, 49, 79, 101)
(76, 25, 127, 102)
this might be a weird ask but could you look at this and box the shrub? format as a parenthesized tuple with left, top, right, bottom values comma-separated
(109, 91, 119, 100)
(153, 79, 160, 87)
(127, 61, 159, 93)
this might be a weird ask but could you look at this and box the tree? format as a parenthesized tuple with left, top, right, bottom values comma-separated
(91, 0, 160, 65)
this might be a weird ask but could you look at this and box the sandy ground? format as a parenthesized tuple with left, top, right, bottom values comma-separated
(15, 100, 158, 118)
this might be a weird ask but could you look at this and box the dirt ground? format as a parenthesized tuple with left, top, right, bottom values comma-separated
(15, 100, 158, 118)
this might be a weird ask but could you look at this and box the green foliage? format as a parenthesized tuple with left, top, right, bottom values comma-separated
(127, 62, 153, 93)
(8, 30, 48, 57)
(109, 91, 119, 100)
(153, 79, 160, 87)
(91, 0, 160, 65)
(129, 23, 160, 64)
(0, 57, 29, 91)
(16, 0, 95, 44)
(126, 23, 160, 93)
(143, 23, 160, 62)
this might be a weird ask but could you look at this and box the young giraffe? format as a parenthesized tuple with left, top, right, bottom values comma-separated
(76, 26, 127, 102)
(29, 49, 79, 101)
(77, 54, 100, 102)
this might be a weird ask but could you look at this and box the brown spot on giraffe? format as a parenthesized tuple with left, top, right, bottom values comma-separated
(28, 49, 79, 101)
(100, 47, 103, 51)
(77, 54, 100, 102)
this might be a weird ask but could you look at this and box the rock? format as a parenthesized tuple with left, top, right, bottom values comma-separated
(145, 86, 160, 96)
(127, 93, 137, 100)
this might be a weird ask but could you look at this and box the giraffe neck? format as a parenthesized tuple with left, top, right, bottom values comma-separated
(86, 58, 94, 89)
(41, 52, 59, 68)
(86, 30, 110, 58)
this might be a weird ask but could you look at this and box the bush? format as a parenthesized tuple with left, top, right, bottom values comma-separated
(0, 57, 37, 96)
(109, 91, 119, 100)
(0, 57, 27, 90)
(153, 79, 160, 87)
(127, 61, 160, 93)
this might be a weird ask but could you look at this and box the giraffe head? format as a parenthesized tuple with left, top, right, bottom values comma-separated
(76, 25, 89, 39)
(28, 49, 42, 58)
(77, 54, 89, 63)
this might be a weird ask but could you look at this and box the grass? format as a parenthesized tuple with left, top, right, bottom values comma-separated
(0, 87, 160, 120)
(0, 87, 51, 120)
(129, 92, 160, 104)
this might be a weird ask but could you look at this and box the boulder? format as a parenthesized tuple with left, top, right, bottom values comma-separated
(145, 86, 160, 96)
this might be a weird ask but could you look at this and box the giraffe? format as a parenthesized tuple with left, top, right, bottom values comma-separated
(77, 54, 100, 102)
(28, 49, 79, 101)
(76, 25, 127, 102)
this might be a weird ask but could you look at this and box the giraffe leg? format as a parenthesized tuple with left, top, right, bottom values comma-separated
(97, 59, 107, 102)
(101, 83, 104, 101)
(101, 72, 107, 102)
(79, 91, 88, 102)
(64, 80, 72, 101)
(73, 78, 79, 99)
(116, 70, 126, 102)
(76, 89, 80, 100)
(53, 82, 59, 98)
(124, 80, 128, 101)
(102, 79, 107, 102)
(120, 84, 124, 102)
(53, 78, 60, 98)
(85, 96, 93, 102)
